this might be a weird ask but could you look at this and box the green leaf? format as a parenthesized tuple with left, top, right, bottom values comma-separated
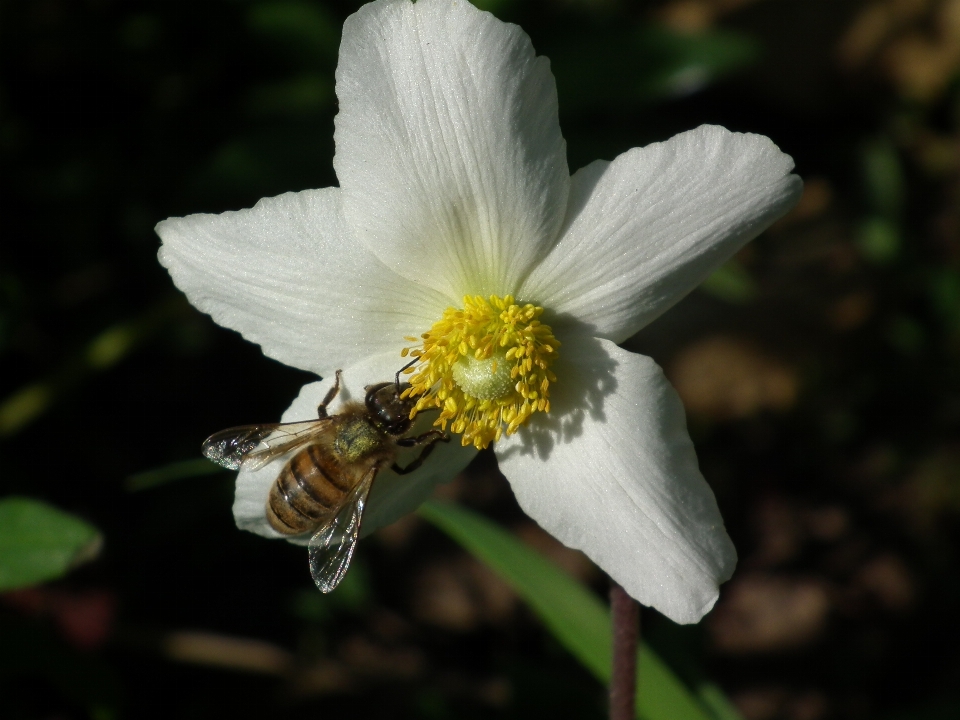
(418, 499, 720, 720)
(698, 682, 747, 720)
(0, 497, 101, 591)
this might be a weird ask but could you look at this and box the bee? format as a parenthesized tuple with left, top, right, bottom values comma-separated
(201, 368, 447, 592)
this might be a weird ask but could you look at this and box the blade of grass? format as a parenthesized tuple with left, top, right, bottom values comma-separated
(418, 499, 722, 720)
(698, 682, 746, 720)
(126, 458, 226, 492)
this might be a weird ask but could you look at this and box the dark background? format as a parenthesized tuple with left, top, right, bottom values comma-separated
(1, 0, 959, 718)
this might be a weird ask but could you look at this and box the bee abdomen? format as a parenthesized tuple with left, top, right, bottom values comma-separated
(267, 445, 351, 535)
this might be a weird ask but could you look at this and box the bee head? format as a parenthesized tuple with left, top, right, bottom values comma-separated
(365, 381, 416, 436)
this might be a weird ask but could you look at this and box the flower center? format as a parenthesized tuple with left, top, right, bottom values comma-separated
(402, 294, 560, 449)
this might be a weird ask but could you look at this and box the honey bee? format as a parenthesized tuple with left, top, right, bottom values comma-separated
(201, 368, 447, 592)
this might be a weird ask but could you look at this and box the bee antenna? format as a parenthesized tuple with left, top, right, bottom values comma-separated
(396, 357, 418, 390)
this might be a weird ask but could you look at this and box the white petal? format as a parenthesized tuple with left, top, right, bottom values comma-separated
(157, 188, 449, 377)
(334, 0, 569, 299)
(233, 350, 476, 544)
(520, 125, 802, 342)
(495, 337, 736, 624)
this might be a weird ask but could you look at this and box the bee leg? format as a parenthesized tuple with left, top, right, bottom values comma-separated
(395, 429, 447, 448)
(317, 369, 343, 419)
(392, 431, 449, 475)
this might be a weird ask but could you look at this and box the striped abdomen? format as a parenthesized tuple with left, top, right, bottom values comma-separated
(267, 444, 366, 535)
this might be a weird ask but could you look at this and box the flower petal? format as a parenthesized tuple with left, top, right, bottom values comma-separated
(233, 350, 476, 544)
(157, 188, 449, 377)
(334, 0, 569, 299)
(520, 125, 802, 342)
(495, 337, 736, 624)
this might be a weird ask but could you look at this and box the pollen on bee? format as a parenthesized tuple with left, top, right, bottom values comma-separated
(401, 294, 560, 449)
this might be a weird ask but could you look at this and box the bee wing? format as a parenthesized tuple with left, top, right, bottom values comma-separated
(307, 467, 377, 593)
(201, 419, 331, 472)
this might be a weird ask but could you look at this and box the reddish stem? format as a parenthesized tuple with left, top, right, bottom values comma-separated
(609, 581, 640, 720)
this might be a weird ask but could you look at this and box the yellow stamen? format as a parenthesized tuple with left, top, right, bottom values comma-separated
(402, 295, 560, 449)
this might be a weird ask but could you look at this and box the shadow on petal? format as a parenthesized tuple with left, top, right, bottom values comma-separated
(497, 317, 619, 462)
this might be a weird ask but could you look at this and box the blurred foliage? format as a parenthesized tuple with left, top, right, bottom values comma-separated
(126, 458, 226, 493)
(2, 0, 960, 718)
(543, 23, 758, 113)
(420, 499, 723, 720)
(701, 260, 759, 304)
(0, 498, 101, 591)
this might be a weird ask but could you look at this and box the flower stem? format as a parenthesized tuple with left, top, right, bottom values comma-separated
(609, 581, 639, 720)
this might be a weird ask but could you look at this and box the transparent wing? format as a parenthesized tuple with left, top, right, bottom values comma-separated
(201, 419, 331, 472)
(307, 467, 377, 592)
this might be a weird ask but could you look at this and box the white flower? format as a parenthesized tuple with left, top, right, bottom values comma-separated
(156, 0, 801, 624)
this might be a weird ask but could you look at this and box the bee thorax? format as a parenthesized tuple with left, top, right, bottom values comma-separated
(333, 417, 388, 462)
